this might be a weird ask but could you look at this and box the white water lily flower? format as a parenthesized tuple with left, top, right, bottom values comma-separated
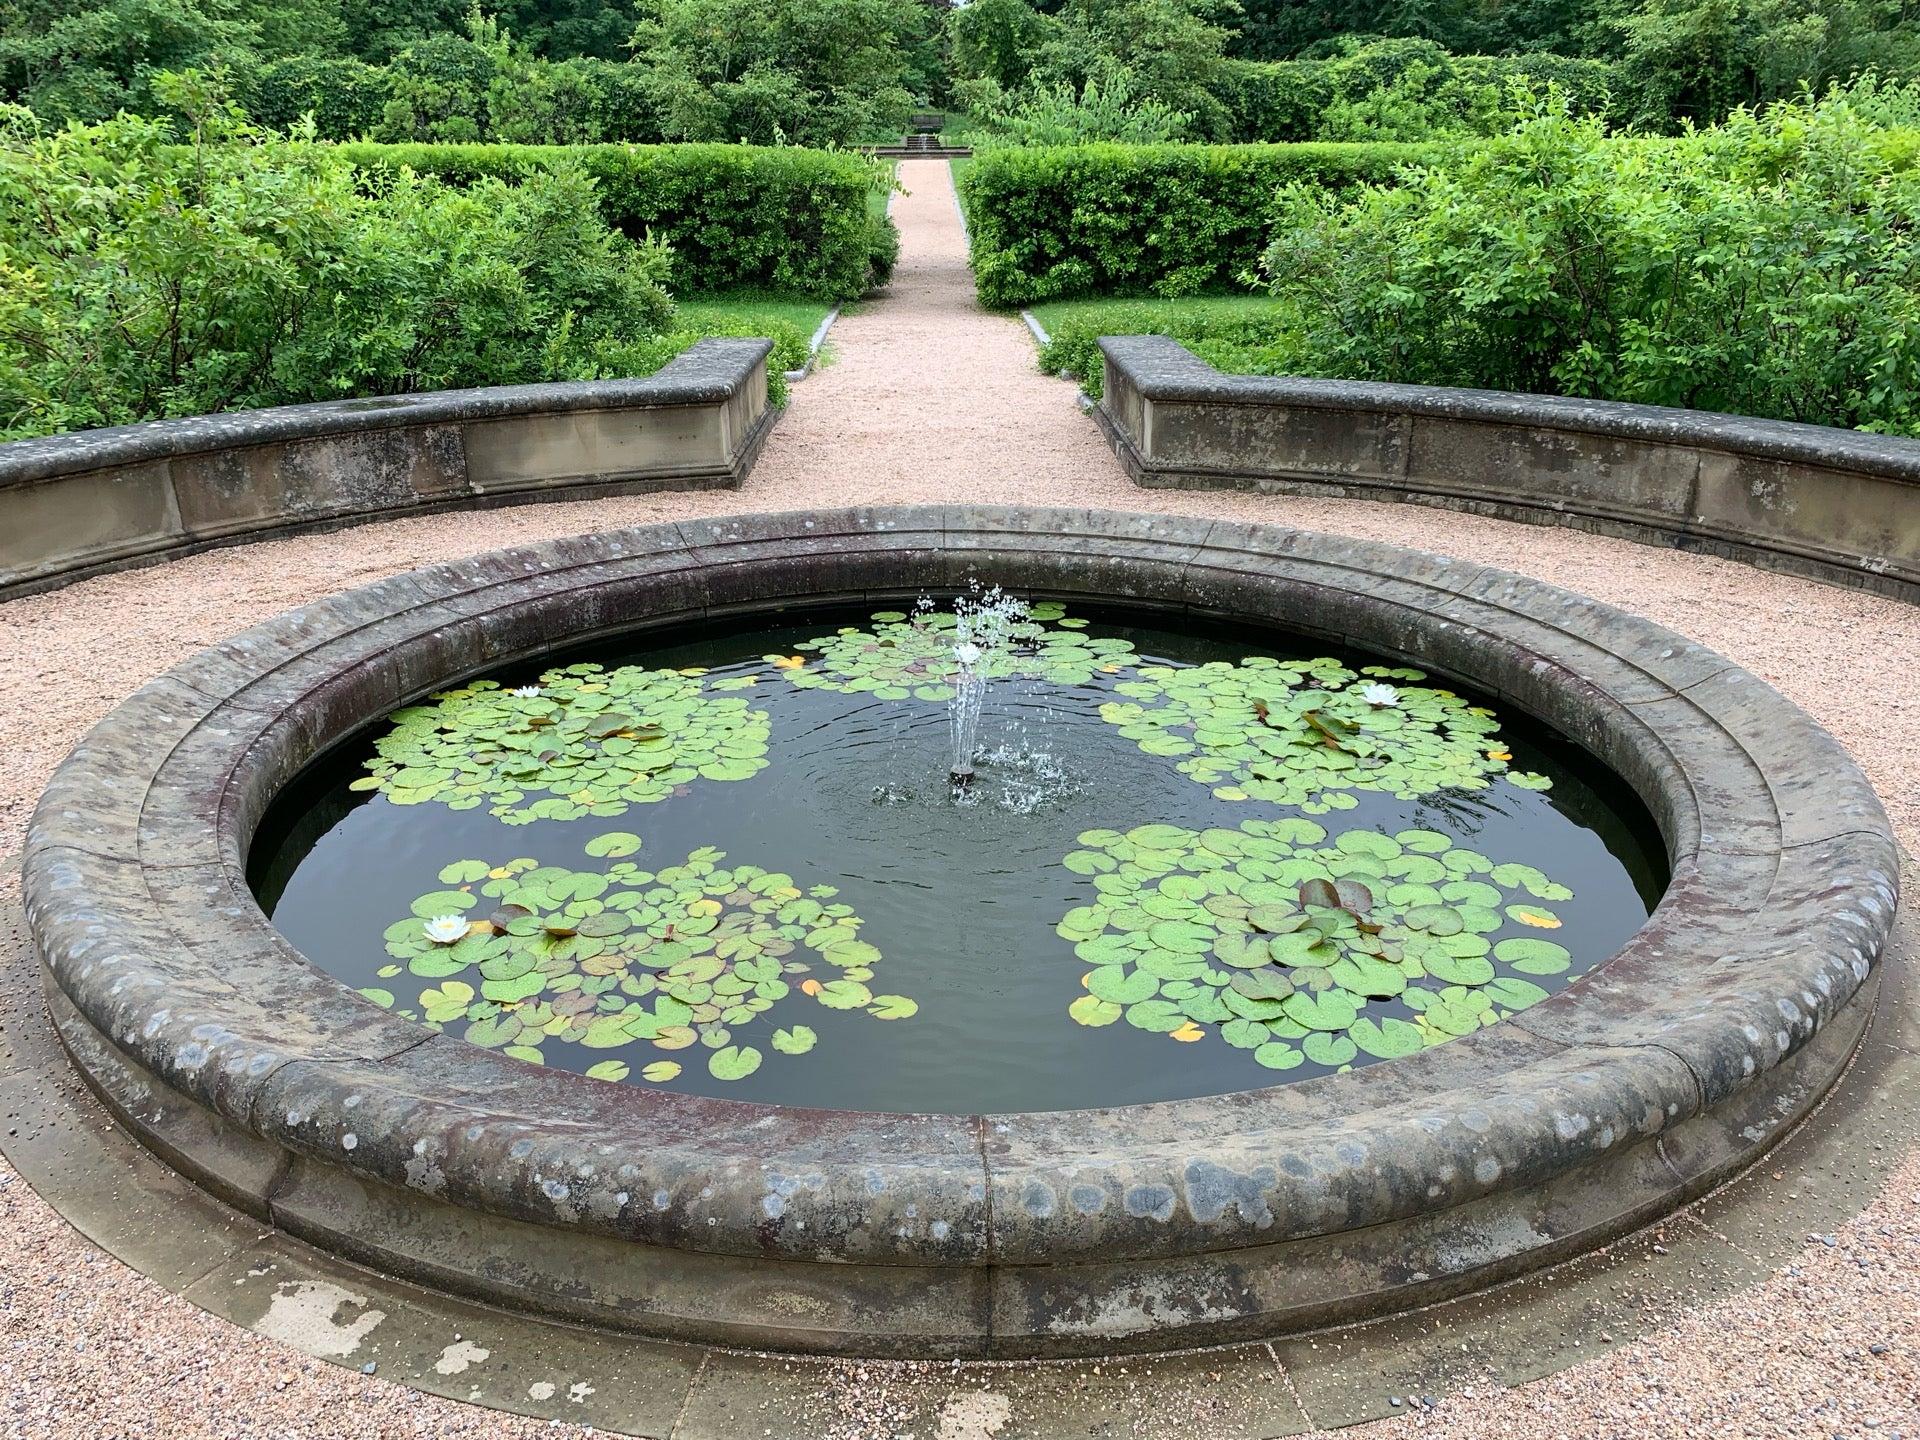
(508, 685, 542, 698)
(1361, 683, 1401, 708)
(953, 642, 982, 667)
(422, 914, 469, 944)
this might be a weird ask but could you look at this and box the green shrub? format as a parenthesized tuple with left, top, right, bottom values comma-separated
(628, 0, 926, 148)
(1215, 44, 1616, 143)
(0, 90, 678, 440)
(337, 141, 894, 299)
(1033, 298, 1295, 399)
(960, 140, 1447, 307)
(970, 65, 1203, 143)
(1261, 86, 1920, 433)
(1209, 58, 1329, 142)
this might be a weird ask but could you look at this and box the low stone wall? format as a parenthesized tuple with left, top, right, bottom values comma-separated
(0, 338, 775, 601)
(1097, 335, 1920, 602)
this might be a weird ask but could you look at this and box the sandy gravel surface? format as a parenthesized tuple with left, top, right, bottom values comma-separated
(0, 158, 1915, 1438)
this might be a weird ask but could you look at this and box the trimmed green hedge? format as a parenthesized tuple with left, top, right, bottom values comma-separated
(959, 142, 1450, 307)
(337, 142, 892, 299)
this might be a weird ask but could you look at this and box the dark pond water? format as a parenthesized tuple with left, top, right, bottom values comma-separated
(251, 600, 1668, 1114)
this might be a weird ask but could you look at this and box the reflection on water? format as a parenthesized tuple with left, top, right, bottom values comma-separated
(250, 603, 1669, 1115)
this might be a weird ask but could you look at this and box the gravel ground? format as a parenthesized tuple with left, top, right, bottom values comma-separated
(0, 157, 1915, 1438)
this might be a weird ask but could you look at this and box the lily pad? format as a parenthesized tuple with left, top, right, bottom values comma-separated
(1096, 657, 1541, 812)
(362, 664, 772, 822)
(778, 599, 1140, 698)
(1053, 819, 1586, 1075)
(584, 831, 644, 858)
(1494, 938, 1573, 975)
(708, 1045, 762, 1081)
(1069, 994, 1123, 1027)
(383, 840, 915, 1083)
(772, 1025, 817, 1054)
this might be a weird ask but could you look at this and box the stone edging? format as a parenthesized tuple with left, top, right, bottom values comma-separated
(783, 308, 842, 382)
(1095, 335, 1920, 603)
(0, 338, 775, 602)
(22, 507, 1898, 1356)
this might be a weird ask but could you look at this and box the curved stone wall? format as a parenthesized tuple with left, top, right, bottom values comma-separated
(1096, 336, 1920, 602)
(0, 338, 774, 601)
(23, 508, 1896, 1357)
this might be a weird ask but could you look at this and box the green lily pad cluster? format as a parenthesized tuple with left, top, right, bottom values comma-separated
(1098, 658, 1550, 813)
(355, 662, 772, 824)
(371, 838, 917, 1084)
(1056, 819, 1578, 1070)
(775, 602, 1138, 702)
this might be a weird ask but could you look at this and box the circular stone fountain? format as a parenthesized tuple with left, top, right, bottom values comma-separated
(24, 507, 1897, 1358)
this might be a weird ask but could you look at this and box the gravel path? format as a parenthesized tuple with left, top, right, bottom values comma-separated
(0, 157, 1915, 1438)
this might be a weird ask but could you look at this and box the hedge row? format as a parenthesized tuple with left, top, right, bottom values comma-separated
(960, 143, 1448, 308)
(337, 143, 892, 299)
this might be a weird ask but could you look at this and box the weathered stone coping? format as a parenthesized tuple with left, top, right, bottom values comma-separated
(1097, 335, 1920, 602)
(22, 508, 1898, 1355)
(0, 338, 774, 601)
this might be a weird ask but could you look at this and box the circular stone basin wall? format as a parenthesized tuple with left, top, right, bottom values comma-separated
(24, 507, 1899, 1358)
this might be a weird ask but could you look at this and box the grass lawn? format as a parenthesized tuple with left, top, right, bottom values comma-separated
(869, 162, 897, 222)
(642, 291, 837, 403)
(939, 112, 995, 148)
(1023, 295, 1294, 399)
(949, 155, 973, 218)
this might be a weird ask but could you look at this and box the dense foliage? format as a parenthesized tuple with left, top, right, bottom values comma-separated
(949, 0, 1920, 139)
(7, 0, 1919, 143)
(1032, 298, 1293, 399)
(629, 0, 928, 146)
(1261, 86, 1920, 431)
(337, 141, 896, 297)
(1229, 0, 1605, 57)
(1216, 39, 1616, 142)
(0, 0, 930, 146)
(0, 85, 685, 440)
(961, 140, 1441, 305)
(1607, 0, 1920, 129)
(240, 14, 652, 143)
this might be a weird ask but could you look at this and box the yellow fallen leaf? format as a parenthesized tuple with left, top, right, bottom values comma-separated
(800, 978, 823, 996)
(1170, 1021, 1205, 1043)
(1079, 972, 1092, 989)
(1487, 749, 1513, 761)
(488, 867, 512, 880)
(772, 655, 806, 669)
(1515, 908, 1563, 929)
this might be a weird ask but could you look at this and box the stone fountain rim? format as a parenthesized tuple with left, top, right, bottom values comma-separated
(22, 505, 1897, 1279)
